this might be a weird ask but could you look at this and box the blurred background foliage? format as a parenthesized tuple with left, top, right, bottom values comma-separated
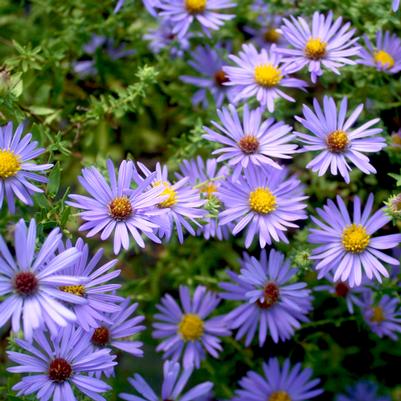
(0, 0, 401, 400)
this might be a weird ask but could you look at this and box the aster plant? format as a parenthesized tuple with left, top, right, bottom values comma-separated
(278, 11, 360, 83)
(203, 104, 297, 180)
(359, 30, 401, 74)
(120, 360, 213, 401)
(0, 219, 84, 340)
(136, 162, 206, 243)
(309, 194, 401, 287)
(219, 165, 308, 248)
(90, 298, 145, 377)
(220, 249, 312, 345)
(152, 285, 230, 368)
(336, 381, 391, 401)
(223, 44, 307, 112)
(233, 358, 323, 401)
(361, 291, 401, 340)
(67, 159, 165, 254)
(157, 0, 236, 38)
(177, 157, 230, 240)
(295, 96, 385, 183)
(180, 44, 235, 108)
(8, 324, 116, 401)
(0, 121, 52, 213)
(60, 238, 123, 331)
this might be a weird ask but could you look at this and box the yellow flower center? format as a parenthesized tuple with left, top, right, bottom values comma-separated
(59, 285, 86, 297)
(304, 38, 327, 60)
(370, 306, 385, 323)
(269, 391, 292, 401)
(249, 187, 277, 214)
(264, 28, 281, 44)
(374, 50, 395, 69)
(326, 130, 349, 153)
(178, 313, 204, 341)
(200, 182, 217, 198)
(108, 196, 133, 220)
(0, 149, 21, 179)
(185, 0, 207, 13)
(155, 181, 177, 208)
(254, 64, 282, 87)
(341, 224, 370, 253)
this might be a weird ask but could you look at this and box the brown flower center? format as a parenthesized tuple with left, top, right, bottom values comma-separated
(48, 358, 72, 383)
(256, 282, 280, 309)
(214, 70, 229, 86)
(238, 135, 260, 154)
(14, 272, 38, 296)
(264, 28, 281, 44)
(326, 130, 349, 153)
(91, 326, 110, 346)
(108, 196, 133, 220)
(335, 282, 349, 298)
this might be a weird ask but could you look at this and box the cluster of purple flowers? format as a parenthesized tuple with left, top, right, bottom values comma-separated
(3, 1, 401, 400)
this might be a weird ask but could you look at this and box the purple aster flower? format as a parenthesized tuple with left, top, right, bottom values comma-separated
(233, 358, 323, 401)
(277, 11, 360, 83)
(203, 104, 297, 180)
(157, 0, 236, 38)
(361, 291, 401, 340)
(295, 96, 385, 183)
(219, 164, 308, 248)
(177, 157, 230, 240)
(8, 324, 116, 401)
(309, 194, 401, 287)
(0, 219, 85, 340)
(59, 238, 123, 331)
(359, 30, 401, 74)
(223, 44, 307, 112)
(67, 159, 165, 254)
(135, 162, 206, 243)
(0, 121, 52, 213)
(120, 360, 213, 401)
(180, 45, 235, 108)
(220, 249, 312, 345)
(153, 285, 230, 368)
(336, 381, 391, 401)
(314, 273, 367, 314)
(393, 0, 400, 11)
(90, 298, 145, 377)
(144, 20, 190, 58)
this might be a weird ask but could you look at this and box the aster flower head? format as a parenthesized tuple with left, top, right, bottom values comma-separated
(220, 249, 312, 345)
(136, 162, 206, 243)
(393, 0, 400, 11)
(120, 360, 213, 401)
(153, 285, 230, 368)
(0, 219, 85, 340)
(203, 104, 297, 180)
(277, 11, 360, 83)
(8, 324, 116, 401)
(68, 159, 165, 254)
(144, 20, 190, 58)
(0, 121, 52, 213)
(233, 358, 323, 401)
(90, 298, 145, 377)
(336, 381, 391, 401)
(359, 30, 401, 74)
(157, 0, 236, 38)
(59, 238, 123, 331)
(314, 273, 367, 314)
(361, 291, 401, 340)
(177, 156, 230, 240)
(223, 43, 307, 112)
(309, 194, 401, 287)
(296, 96, 385, 183)
(219, 164, 308, 248)
(180, 45, 235, 108)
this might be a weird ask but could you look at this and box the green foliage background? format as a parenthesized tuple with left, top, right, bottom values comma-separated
(0, 0, 401, 400)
